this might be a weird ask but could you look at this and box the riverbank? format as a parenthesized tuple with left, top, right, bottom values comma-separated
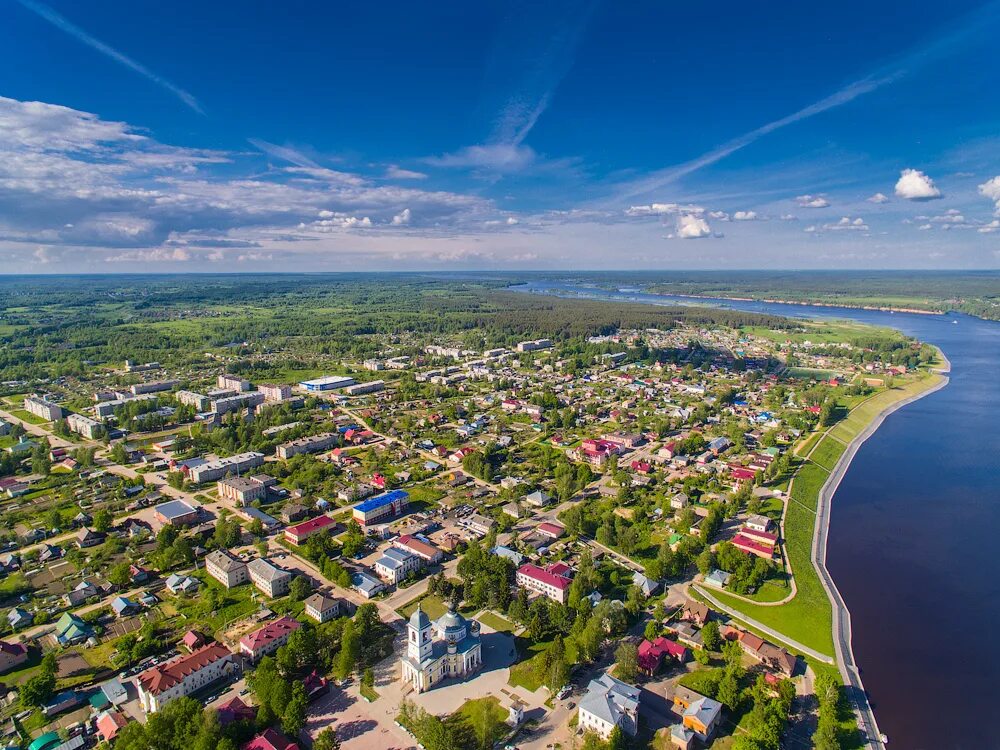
(643, 291, 946, 316)
(697, 368, 947, 748)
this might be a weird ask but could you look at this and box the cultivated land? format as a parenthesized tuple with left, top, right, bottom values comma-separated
(0, 273, 945, 750)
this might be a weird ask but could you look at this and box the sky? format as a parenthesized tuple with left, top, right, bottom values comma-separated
(2, 0, 1000, 273)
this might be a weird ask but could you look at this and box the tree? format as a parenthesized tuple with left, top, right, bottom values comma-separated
(108, 562, 131, 588)
(716, 669, 742, 710)
(336, 619, 361, 679)
(109, 441, 129, 465)
(614, 642, 638, 683)
(20, 671, 56, 708)
(607, 725, 628, 750)
(289, 575, 312, 602)
(93, 507, 114, 532)
(701, 620, 721, 651)
(313, 728, 342, 750)
(469, 697, 501, 750)
(281, 682, 308, 737)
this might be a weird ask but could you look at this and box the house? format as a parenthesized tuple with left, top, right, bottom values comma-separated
(682, 601, 712, 626)
(239, 616, 302, 662)
(303, 593, 341, 623)
(672, 686, 723, 744)
(217, 695, 257, 726)
(491, 545, 525, 565)
(284, 514, 336, 545)
(137, 642, 234, 713)
(745, 514, 773, 533)
(165, 574, 200, 595)
(54, 612, 92, 645)
(632, 571, 660, 597)
(75, 527, 103, 548)
(537, 522, 566, 540)
(182, 630, 208, 651)
(638, 637, 689, 674)
(524, 490, 552, 507)
(0, 640, 28, 673)
(393, 534, 443, 564)
(243, 728, 299, 750)
(216, 475, 271, 506)
(205, 550, 249, 589)
(516, 562, 573, 604)
(247, 558, 292, 598)
(110, 596, 139, 617)
(670, 493, 690, 510)
(374, 547, 423, 584)
(64, 580, 99, 607)
(458, 513, 495, 537)
(95, 710, 129, 743)
(703, 569, 731, 589)
(7, 608, 32, 630)
(281, 504, 309, 524)
(98, 676, 128, 707)
(351, 570, 385, 598)
(578, 672, 641, 739)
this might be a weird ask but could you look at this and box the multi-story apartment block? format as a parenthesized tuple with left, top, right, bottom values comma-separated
(23, 396, 63, 421)
(137, 643, 234, 713)
(205, 550, 249, 589)
(247, 558, 292, 598)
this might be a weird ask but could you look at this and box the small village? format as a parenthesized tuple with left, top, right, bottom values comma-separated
(0, 321, 929, 750)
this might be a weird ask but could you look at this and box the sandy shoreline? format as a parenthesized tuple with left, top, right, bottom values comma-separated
(812, 368, 950, 749)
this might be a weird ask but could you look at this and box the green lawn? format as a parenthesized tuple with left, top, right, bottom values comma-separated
(453, 696, 509, 744)
(808, 435, 846, 472)
(475, 610, 516, 632)
(705, 373, 944, 658)
(9, 409, 48, 425)
(397, 591, 472, 621)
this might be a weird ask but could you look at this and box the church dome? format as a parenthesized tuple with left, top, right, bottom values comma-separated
(435, 601, 467, 637)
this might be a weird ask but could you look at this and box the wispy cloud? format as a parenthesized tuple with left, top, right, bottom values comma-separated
(608, 1, 999, 203)
(489, 0, 599, 148)
(16, 0, 203, 114)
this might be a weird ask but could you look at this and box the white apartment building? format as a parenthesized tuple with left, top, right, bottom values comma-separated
(247, 558, 292, 598)
(205, 550, 249, 589)
(23, 396, 63, 421)
(66, 413, 102, 439)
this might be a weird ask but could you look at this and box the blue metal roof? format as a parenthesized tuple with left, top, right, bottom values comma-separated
(354, 489, 408, 512)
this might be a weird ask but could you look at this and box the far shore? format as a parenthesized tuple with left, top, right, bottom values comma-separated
(648, 291, 946, 316)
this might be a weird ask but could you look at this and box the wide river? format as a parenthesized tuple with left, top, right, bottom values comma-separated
(515, 281, 1000, 749)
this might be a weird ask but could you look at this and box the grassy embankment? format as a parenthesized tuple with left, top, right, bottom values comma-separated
(704, 372, 944, 657)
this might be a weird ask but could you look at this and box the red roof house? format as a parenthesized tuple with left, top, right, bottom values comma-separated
(243, 728, 299, 750)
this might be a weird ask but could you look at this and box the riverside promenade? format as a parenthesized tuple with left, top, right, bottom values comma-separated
(814, 359, 950, 750)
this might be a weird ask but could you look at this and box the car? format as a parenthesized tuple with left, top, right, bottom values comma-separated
(567, 701, 576, 709)
(556, 686, 571, 700)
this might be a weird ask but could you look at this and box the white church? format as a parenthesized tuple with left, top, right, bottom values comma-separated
(401, 601, 483, 692)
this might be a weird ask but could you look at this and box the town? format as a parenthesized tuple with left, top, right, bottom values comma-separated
(0, 282, 939, 750)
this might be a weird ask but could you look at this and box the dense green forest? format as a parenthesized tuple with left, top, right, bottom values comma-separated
(0, 274, 795, 382)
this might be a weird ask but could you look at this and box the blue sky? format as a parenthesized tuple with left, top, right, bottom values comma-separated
(2, 0, 999, 272)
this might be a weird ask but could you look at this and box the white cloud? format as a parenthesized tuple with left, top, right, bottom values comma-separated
(867, 192, 889, 204)
(391, 208, 411, 226)
(795, 194, 830, 208)
(384, 165, 427, 180)
(676, 214, 712, 239)
(708, 211, 729, 221)
(807, 216, 870, 233)
(780, 214, 797, 221)
(895, 169, 942, 200)
(979, 176, 1000, 214)
(978, 220, 999, 234)
(626, 203, 703, 217)
(732, 210, 758, 221)
(426, 143, 536, 172)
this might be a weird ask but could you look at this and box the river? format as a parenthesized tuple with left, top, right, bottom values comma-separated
(513, 280, 1000, 749)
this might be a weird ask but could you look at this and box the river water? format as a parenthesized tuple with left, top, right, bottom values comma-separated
(514, 280, 1000, 749)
